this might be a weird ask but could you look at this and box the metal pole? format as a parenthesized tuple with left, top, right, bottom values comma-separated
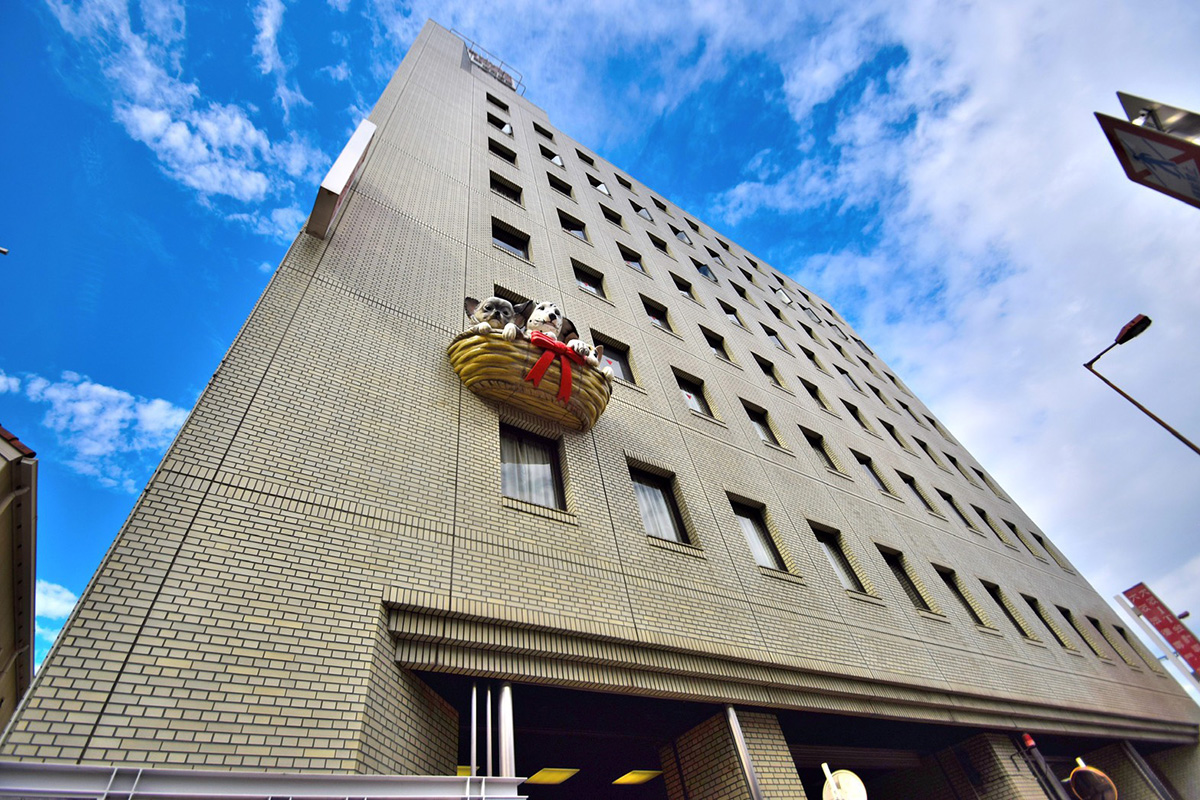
(1083, 363, 1200, 456)
(486, 685, 493, 778)
(724, 705, 765, 800)
(1114, 594, 1200, 695)
(469, 682, 477, 778)
(498, 682, 515, 778)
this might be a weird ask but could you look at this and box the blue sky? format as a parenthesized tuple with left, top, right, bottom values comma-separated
(5, 0, 1200, 685)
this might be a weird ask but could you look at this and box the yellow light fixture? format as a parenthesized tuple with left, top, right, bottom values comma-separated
(456, 766, 472, 777)
(526, 768, 580, 785)
(613, 770, 663, 785)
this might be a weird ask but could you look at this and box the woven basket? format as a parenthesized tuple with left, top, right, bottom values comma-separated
(448, 330, 612, 432)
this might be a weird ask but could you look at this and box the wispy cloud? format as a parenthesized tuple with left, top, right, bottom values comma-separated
(36, 580, 79, 620)
(252, 0, 311, 121)
(18, 371, 188, 493)
(0, 370, 19, 394)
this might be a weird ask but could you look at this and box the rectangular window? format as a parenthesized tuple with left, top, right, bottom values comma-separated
(487, 112, 513, 136)
(937, 490, 977, 530)
(746, 257, 760, 270)
(732, 282, 750, 302)
(739, 268, 755, 284)
(935, 566, 987, 625)
(587, 173, 611, 196)
(1024, 595, 1074, 649)
(879, 547, 931, 611)
(1115, 625, 1163, 672)
(576, 148, 595, 166)
(972, 505, 1013, 545)
(854, 338, 874, 356)
(706, 247, 725, 266)
(670, 224, 692, 245)
(926, 415, 952, 441)
(973, 467, 1005, 498)
(731, 501, 784, 570)
(983, 581, 1037, 639)
(836, 367, 862, 393)
(719, 300, 743, 327)
(491, 219, 530, 260)
(898, 472, 936, 513)
(945, 453, 977, 485)
(686, 218, 701, 235)
(1088, 616, 1137, 665)
(532, 121, 554, 140)
(763, 325, 787, 351)
(867, 384, 893, 409)
(799, 322, 820, 343)
(830, 324, 850, 341)
(753, 354, 782, 387)
(1030, 531, 1071, 570)
(631, 200, 653, 221)
(572, 260, 605, 297)
(899, 400, 926, 428)
(500, 425, 563, 509)
(913, 437, 943, 466)
(642, 297, 671, 331)
(832, 341, 850, 360)
(600, 205, 625, 229)
(766, 302, 784, 321)
(489, 172, 522, 204)
(652, 197, 670, 216)
(489, 138, 517, 164)
(859, 357, 881, 378)
(701, 327, 730, 360)
(842, 400, 872, 432)
(618, 243, 645, 273)
(852, 452, 890, 493)
(558, 210, 588, 242)
(595, 337, 633, 383)
(693, 258, 717, 282)
(801, 306, 821, 323)
(802, 427, 838, 471)
(541, 145, 564, 167)
(744, 403, 780, 446)
(800, 379, 831, 412)
(1058, 606, 1106, 657)
(1005, 520, 1042, 558)
(648, 232, 671, 255)
(887, 372, 908, 394)
(615, 174, 633, 191)
(486, 93, 509, 112)
(800, 346, 826, 373)
(630, 468, 688, 543)
(879, 419, 908, 451)
(716, 237, 731, 251)
(815, 525, 864, 592)
(672, 273, 695, 299)
(676, 373, 712, 416)
(547, 172, 574, 199)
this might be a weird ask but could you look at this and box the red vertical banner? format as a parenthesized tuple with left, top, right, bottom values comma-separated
(1123, 583, 1200, 673)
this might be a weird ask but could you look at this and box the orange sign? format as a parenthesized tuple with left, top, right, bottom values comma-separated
(1123, 582, 1200, 673)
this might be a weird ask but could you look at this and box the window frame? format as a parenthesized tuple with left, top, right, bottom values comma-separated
(629, 467, 690, 544)
(499, 425, 565, 510)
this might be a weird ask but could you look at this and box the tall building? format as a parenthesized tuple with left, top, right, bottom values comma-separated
(2, 20, 1197, 800)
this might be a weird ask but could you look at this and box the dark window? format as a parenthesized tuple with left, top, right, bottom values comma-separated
(801, 306, 821, 323)
(983, 582, 1036, 639)
(946, 453, 977, 485)
(489, 172, 522, 204)
(631, 200, 653, 221)
(800, 379, 831, 412)
(744, 403, 779, 446)
(540, 145, 564, 167)
(879, 419, 907, 450)
(899, 400, 927, 428)
(491, 220, 530, 260)
(1024, 596, 1073, 648)
(719, 300, 743, 327)
(676, 373, 711, 416)
(854, 337, 874, 355)
(693, 259, 717, 282)
(701, 327, 730, 360)
(879, 548, 930, 611)
(672, 273, 695, 299)
(651, 197, 670, 216)
(731, 502, 784, 570)
(686, 218, 701, 234)
(486, 93, 509, 112)
(572, 260, 605, 297)
(587, 173, 611, 196)
(576, 149, 595, 166)
(836, 367, 862, 393)
(717, 238, 731, 252)
(802, 428, 838, 472)
(859, 357, 880, 377)
(670, 224, 691, 245)
(800, 346, 826, 373)
(926, 415, 952, 441)
(648, 233, 671, 255)
(547, 172, 574, 198)
(643, 297, 671, 331)
(732, 282, 751, 302)
(706, 247, 725, 266)
(766, 302, 784, 321)
(746, 256, 759, 270)
(1030, 531, 1070, 570)
(558, 210, 588, 242)
(532, 122, 554, 140)
(842, 400, 872, 432)
(615, 174, 633, 190)
(973, 467, 1004, 498)
(753, 355, 781, 387)
(1058, 606, 1104, 656)
(971, 506, 1010, 544)
(867, 384, 892, 409)
(500, 425, 563, 509)
(913, 437, 942, 466)
(600, 205, 624, 228)
(935, 566, 986, 625)
(799, 322, 820, 342)
(763, 325, 786, 351)
(830, 324, 850, 341)
(898, 473, 935, 512)
(489, 138, 517, 164)
(630, 468, 688, 543)
(618, 243, 645, 273)
(815, 526, 864, 591)
(852, 452, 890, 493)
(487, 112, 513, 135)
(937, 490, 977, 530)
(739, 268, 755, 285)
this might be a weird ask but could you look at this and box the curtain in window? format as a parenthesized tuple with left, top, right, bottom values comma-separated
(633, 478, 679, 542)
(501, 433, 559, 508)
(736, 511, 780, 569)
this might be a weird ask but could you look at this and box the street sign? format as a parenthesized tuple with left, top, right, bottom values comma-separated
(1096, 92, 1200, 210)
(1123, 582, 1200, 673)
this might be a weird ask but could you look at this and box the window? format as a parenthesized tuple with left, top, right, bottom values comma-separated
(672, 273, 695, 300)
(934, 566, 987, 625)
(1023, 596, 1074, 649)
(558, 210, 588, 242)
(926, 415, 953, 441)
(1030, 531, 1071, 570)
(717, 238, 731, 251)
(572, 260, 605, 297)
(973, 467, 1005, 499)
(701, 327, 730, 360)
(737, 269, 754, 286)
(693, 259, 717, 282)
(753, 354, 782, 387)
(899, 400, 926, 428)
(587, 174, 611, 196)
(852, 452, 890, 493)
(676, 373, 712, 416)
(652, 197, 670, 215)
(801, 306, 821, 323)
(489, 172, 523, 204)
(800, 379, 832, 412)
(1115, 625, 1164, 672)
(836, 367, 862, 393)
(842, 400, 872, 432)
(867, 384, 893, 409)
(983, 581, 1037, 640)
(500, 425, 563, 509)
(540, 145, 564, 167)
(618, 243, 645, 273)
(800, 346, 827, 373)
(763, 325, 787, 351)
(532, 121, 554, 140)
(765, 302, 785, 322)
(831, 341, 850, 360)
(814, 526, 864, 591)
(1005, 520, 1043, 558)
(830, 324, 850, 341)
(746, 256, 759, 270)
(854, 337, 874, 356)
(879, 547, 932, 611)
(629, 467, 688, 543)
(648, 233, 671, 255)
(489, 138, 517, 164)
(1057, 607, 1106, 657)
(898, 472, 936, 513)
(972, 505, 1013, 545)
(879, 419, 908, 451)
(600, 205, 625, 229)
(486, 93, 509, 112)
(547, 172, 574, 199)
(487, 113, 513, 136)
(1088, 617, 1138, 667)
(685, 218, 701, 235)
(744, 403, 780, 446)
(670, 224, 692, 245)
(719, 300, 743, 327)
(731, 283, 753, 304)
(615, 174, 633, 191)
(945, 453, 977, 485)
(731, 501, 784, 570)
(576, 148, 595, 166)
(491, 219, 530, 260)
(913, 437, 943, 467)
(886, 372, 909, 395)
(595, 337, 633, 383)
(799, 322, 820, 342)
(802, 428, 838, 472)
(937, 490, 977, 530)
(859, 357, 881, 378)
(706, 247, 725, 267)
(631, 200, 653, 221)
(642, 297, 672, 331)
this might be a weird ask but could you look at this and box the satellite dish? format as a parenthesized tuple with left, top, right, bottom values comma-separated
(1068, 766, 1117, 800)
(822, 763, 867, 800)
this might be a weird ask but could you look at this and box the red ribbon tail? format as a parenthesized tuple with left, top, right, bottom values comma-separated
(557, 360, 573, 402)
(525, 350, 556, 387)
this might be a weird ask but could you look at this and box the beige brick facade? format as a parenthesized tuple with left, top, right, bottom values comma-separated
(2, 17, 1197, 799)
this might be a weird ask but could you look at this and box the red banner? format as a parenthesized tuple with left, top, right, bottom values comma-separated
(1123, 582, 1200, 673)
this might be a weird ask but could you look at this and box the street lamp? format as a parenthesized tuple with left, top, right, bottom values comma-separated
(1084, 314, 1200, 456)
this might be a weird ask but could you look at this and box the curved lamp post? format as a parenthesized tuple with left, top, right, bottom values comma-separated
(1084, 314, 1200, 456)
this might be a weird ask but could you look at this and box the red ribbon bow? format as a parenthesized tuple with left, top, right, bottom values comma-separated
(524, 331, 585, 402)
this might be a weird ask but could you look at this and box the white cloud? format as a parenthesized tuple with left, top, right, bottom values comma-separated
(34, 622, 63, 646)
(252, 0, 311, 120)
(259, 260, 275, 273)
(36, 580, 78, 620)
(328, 0, 351, 11)
(22, 371, 188, 492)
(227, 206, 307, 242)
(0, 370, 19, 394)
(320, 61, 351, 82)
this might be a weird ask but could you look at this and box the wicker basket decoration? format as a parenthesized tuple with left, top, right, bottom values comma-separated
(448, 330, 612, 432)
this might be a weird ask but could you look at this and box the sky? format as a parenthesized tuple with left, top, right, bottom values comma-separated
(3, 0, 1200, 690)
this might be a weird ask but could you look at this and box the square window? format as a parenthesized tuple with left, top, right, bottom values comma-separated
(489, 172, 522, 204)
(619, 243, 646, 273)
(744, 403, 779, 446)
(814, 525, 864, 592)
(600, 205, 624, 228)
(753, 354, 782, 387)
(587, 174, 611, 196)
(701, 327, 730, 360)
(731, 501, 785, 570)
(648, 233, 671, 255)
(489, 138, 517, 164)
(491, 219, 530, 260)
(486, 93, 509, 112)
(693, 259, 717, 282)
(547, 172, 574, 199)
(487, 112, 513, 136)
(802, 427, 838, 471)
(672, 273, 695, 299)
(675, 372, 711, 416)
(532, 121, 554, 140)
(800, 379, 832, 412)
(670, 224, 692, 245)
(630, 467, 689, 543)
(719, 300, 742, 327)
(540, 145, 565, 167)
(558, 210, 588, 242)
(879, 547, 931, 611)
(576, 148, 595, 166)
(631, 200, 653, 221)
(652, 197, 670, 215)
(642, 297, 672, 331)
(595, 337, 633, 382)
(852, 451, 890, 493)
(572, 260, 605, 297)
(500, 425, 564, 509)
(615, 174, 633, 191)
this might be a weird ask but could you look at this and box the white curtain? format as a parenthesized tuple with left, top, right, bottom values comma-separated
(501, 432, 559, 508)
